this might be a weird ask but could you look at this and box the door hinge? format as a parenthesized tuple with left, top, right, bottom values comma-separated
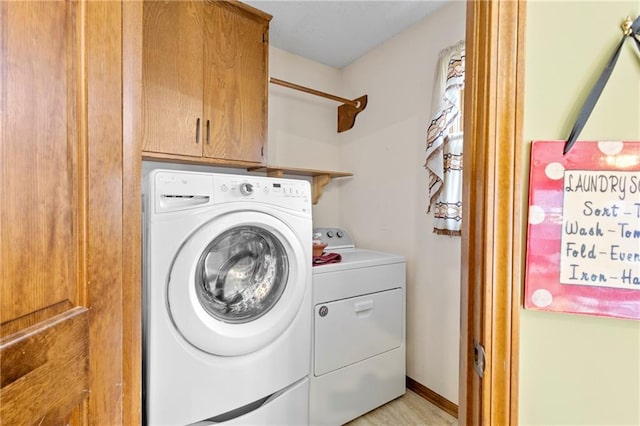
(473, 339, 485, 378)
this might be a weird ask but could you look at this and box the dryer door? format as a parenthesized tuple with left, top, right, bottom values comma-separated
(168, 210, 307, 356)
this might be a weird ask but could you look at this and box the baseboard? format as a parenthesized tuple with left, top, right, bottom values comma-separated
(406, 376, 458, 419)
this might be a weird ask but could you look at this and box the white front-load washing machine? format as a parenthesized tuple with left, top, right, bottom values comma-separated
(143, 169, 312, 425)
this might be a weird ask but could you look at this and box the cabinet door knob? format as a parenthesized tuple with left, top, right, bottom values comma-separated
(206, 119, 211, 145)
(195, 118, 201, 144)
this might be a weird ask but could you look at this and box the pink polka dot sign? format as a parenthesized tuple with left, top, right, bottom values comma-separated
(525, 140, 640, 320)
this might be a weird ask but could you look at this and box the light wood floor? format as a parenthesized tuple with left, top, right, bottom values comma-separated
(345, 389, 458, 426)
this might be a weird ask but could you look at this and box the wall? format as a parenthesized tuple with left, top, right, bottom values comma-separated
(521, 1, 640, 425)
(268, 1, 466, 404)
(340, 1, 466, 403)
(268, 47, 343, 225)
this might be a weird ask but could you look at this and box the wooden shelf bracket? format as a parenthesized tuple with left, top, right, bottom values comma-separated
(311, 174, 331, 204)
(270, 77, 367, 133)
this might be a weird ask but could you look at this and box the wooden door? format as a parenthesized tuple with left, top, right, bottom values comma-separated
(459, 0, 525, 424)
(1, 1, 125, 424)
(202, 1, 269, 164)
(142, 0, 204, 157)
(1, 2, 90, 422)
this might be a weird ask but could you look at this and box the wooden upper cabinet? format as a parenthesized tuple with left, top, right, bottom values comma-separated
(203, 2, 268, 163)
(142, 0, 204, 157)
(142, 0, 271, 165)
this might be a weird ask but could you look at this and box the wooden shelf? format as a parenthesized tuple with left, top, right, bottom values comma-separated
(247, 165, 352, 204)
(142, 151, 264, 168)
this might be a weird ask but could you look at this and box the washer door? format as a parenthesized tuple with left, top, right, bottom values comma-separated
(168, 210, 307, 356)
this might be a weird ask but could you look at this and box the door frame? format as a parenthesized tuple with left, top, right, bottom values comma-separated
(122, 1, 143, 424)
(121, 0, 528, 423)
(459, 0, 526, 424)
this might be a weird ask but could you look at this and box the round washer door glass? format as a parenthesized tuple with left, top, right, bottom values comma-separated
(167, 210, 307, 356)
(195, 226, 288, 323)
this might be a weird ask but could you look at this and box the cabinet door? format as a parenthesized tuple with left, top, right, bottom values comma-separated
(202, 2, 267, 163)
(1, 1, 89, 423)
(142, 0, 204, 156)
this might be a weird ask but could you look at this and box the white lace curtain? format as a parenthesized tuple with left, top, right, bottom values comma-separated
(424, 40, 465, 236)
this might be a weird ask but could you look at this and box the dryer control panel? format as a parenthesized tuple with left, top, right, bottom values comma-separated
(313, 227, 354, 250)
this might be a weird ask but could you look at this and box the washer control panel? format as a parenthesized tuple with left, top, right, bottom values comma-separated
(215, 175, 310, 207)
(152, 170, 311, 214)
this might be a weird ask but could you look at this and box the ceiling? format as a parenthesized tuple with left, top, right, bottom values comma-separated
(243, 1, 450, 69)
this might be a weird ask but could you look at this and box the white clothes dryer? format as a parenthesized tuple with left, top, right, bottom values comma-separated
(310, 227, 406, 426)
(143, 170, 312, 426)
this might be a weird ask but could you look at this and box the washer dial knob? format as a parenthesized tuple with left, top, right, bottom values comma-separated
(326, 230, 335, 238)
(336, 230, 344, 238)
(239, 183, 254, 195)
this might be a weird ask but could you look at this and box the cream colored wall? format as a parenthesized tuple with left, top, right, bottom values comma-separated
(339, 1, 466, 404)
(521, 2, 640, 425)
(268, 2, 466, 404)
(267, 47, 343, 225)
